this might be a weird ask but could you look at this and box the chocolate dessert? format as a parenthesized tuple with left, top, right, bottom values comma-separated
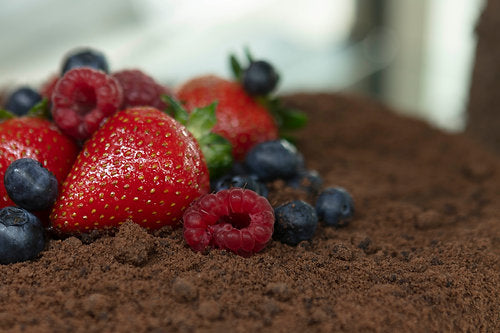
(0, 93, 498, 332)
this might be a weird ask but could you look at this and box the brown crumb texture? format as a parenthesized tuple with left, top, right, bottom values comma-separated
(0, 93, 498, 332)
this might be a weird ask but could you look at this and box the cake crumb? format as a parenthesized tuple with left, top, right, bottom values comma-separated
(198, 300, 221, 320)
(112, 221, 155, 266)
(265, 282, 291, 301)
(331, 243, 354, 261)
(172, 277, 198, 303)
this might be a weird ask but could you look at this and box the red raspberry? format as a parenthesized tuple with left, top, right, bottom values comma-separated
(40, 74, 59, 100)
(112, 69, 171, 110)
(183, 188, 275, 256)
(51, 68, 123, 141)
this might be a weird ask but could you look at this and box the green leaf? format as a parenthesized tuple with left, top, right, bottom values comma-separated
(261, 97, 308, 132)
(162, 95, 188, 125)
(185, 103, 233, 179)
(244, 47, 254, 63)
(230, 54, 243, 80)
(27, 98, 50, 118)
(0, 109, 15, 121)
(198, 133, 233, 179)
(187, 103, 217, 139)
(279, 133, 298, 145)
(279, 108, 308, 130)
(162, 94, 233, 179)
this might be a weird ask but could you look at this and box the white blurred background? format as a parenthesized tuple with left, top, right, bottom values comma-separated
(0, 0, 485, 131)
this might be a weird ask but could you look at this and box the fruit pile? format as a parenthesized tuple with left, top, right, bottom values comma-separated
(0, 48, 354, 263)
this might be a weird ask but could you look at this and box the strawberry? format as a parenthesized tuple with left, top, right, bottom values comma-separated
(0, 115, 79, 210)
(176, 75, 279, 160)
(50, 107, 210, 234)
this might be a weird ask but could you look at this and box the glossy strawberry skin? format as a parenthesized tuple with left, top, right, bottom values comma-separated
(0, 117, 79, 209)
(176, 76, 279, 160)
(50, 107, 210, 234)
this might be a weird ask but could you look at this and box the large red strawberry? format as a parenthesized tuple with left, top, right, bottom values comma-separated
(50, 107, 210, 234)
(0, 116, 79, 209)
(176, 75, 279, 160)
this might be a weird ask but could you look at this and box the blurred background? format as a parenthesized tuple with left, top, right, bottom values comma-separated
(0, 0, 485, 132)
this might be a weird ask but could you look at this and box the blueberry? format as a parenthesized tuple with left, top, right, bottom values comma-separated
(61, 48, 109, 74)
(228, 161, 249, 176)
(242, 60, 279, 96)
(0, 206, 45, 264)
(245, 140, 302, 181)
(273, 200, 318, 246)
(4, 87, 42, 116)
(211, 174, 268, 197)
(4, 158, 58, 212)
(315, 187, 354, 227)
(286, 169, 323, 194)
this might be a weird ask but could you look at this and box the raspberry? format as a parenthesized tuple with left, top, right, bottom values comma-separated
(183, 188, 274, 256)
(112, 69, 171, 110)
(40, 75, 59, 100)
(51, 68, 123, 141)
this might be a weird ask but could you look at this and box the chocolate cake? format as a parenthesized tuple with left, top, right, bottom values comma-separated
(0, 92, 498, 332)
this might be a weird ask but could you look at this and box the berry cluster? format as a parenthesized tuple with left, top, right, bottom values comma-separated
(0, 47, 355, 263)
(194, 138, 354, 250)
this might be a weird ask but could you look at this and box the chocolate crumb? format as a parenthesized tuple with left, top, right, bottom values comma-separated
(197, 300, 221, 320)
(172, 277, 198, 303)
(112, 222, 156, 266)
(265, 282, 292, 301)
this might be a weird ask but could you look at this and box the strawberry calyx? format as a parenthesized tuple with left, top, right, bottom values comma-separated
(0, 109, 15, 121)
(230, 49, 307, 140)
(230, 47, 254, 81)
(257, 96, 308, 142)
(26, 98, 51, 119)
(163, 95, 233, 179)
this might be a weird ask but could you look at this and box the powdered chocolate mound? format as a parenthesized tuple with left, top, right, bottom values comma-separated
(0, 93, 498, 332)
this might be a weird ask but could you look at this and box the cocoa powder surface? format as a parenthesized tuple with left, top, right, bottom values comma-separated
(0, 93, 498, 332)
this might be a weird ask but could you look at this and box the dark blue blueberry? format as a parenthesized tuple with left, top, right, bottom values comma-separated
(286, 169, 323, 194)
(273, 200, 318, 246)
(4, 158, 58, 212)
(211, 174, 268, 197)
(61, 48, 109, 74)
(242, 60, 279, 96)
(228, 161, 249, 176)
(0, 206, 45, 264)
(244, 140, 302, 181)
(4, 87, 42, 116)
(315, 187, 354, 227)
